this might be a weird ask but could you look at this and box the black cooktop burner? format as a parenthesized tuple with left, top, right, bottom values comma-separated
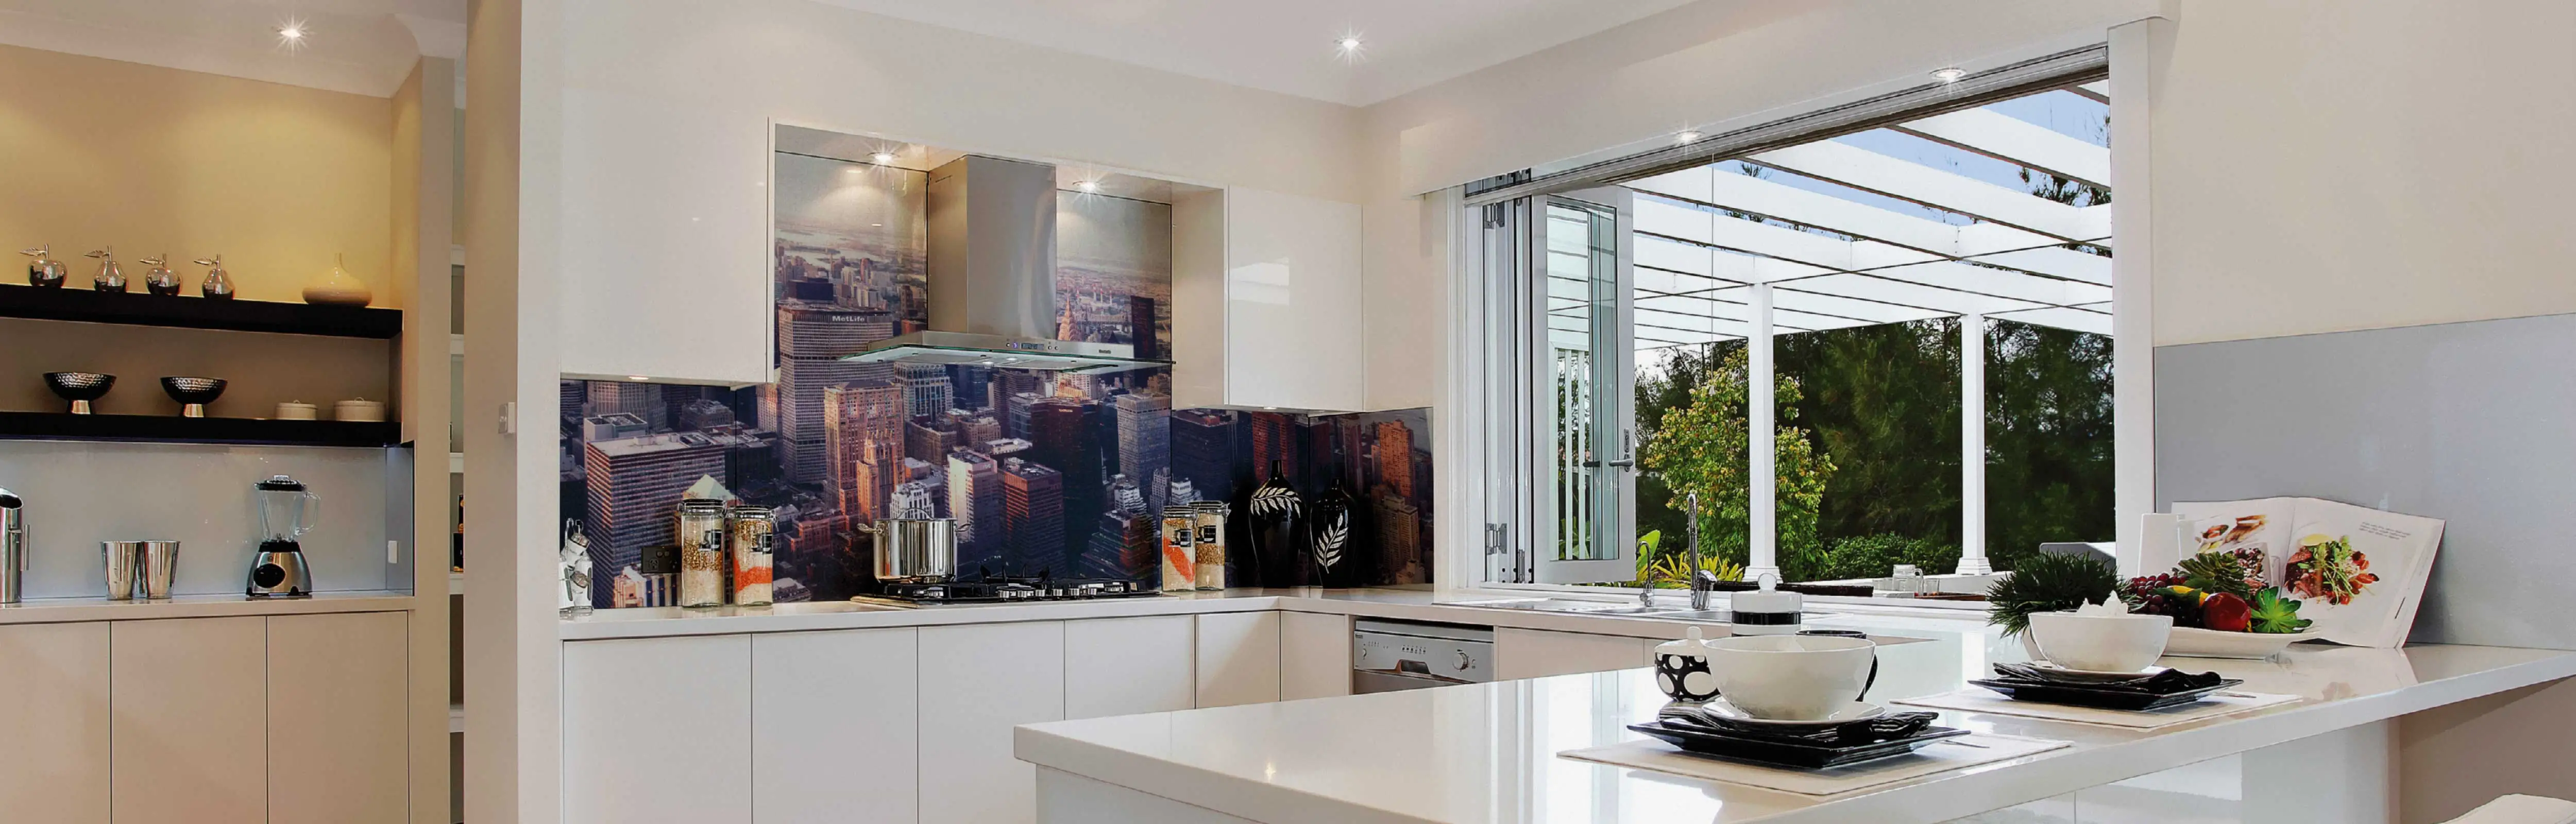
(873, 574, 1160, 605)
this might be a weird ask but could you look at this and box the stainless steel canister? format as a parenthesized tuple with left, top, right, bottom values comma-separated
(103, 540, 143, 600)
(0, 488, 24, 604)
(140, 540, 180, 599)
(863, 518, 957, 582)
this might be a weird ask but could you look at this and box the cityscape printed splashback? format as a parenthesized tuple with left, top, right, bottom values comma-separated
(558, 152, 1431, 606)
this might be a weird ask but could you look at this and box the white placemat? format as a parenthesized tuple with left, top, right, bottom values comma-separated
(1894, 688, 2302, 729)
(1559, 732, 2069, 797)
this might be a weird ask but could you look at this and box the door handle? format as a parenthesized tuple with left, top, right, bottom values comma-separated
(1603, 430, 1636, 469)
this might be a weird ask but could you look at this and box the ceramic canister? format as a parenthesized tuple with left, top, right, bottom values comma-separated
(275, 402, 319, 420)
(334, 399, 387, 422)
(1653, 626, 1722, 703)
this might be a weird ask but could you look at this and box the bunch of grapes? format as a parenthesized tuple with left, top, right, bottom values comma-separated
(2122, 573, 2204, 628)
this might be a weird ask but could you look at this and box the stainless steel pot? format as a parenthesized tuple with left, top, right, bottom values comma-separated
(863, 518, 957, 582)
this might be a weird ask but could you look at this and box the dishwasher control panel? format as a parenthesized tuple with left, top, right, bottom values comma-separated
(1352, 619, 1495, 690)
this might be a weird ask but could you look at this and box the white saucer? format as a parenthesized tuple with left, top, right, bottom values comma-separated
(2023, 662, 2168, 684)
(1693, 698, 1887, 728)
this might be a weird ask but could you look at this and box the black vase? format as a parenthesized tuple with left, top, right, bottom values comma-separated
(1246, 459, 1304, 587)
(1309, 476, 1356, 588)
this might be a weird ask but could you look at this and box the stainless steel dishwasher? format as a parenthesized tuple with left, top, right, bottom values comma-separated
(1351, 619, 1495, 693)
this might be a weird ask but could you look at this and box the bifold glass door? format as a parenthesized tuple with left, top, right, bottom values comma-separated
(1480, 189, 1635, 585)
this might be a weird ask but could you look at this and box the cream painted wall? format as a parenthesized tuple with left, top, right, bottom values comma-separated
(0, 44, 399, 306)
(2147, 0, 2576, 346)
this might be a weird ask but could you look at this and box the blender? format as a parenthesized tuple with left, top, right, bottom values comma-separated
(247, 475, 317, 598)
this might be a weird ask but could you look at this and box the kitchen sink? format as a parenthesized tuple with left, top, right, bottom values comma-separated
(1449, 599, 1838, 624)
(1451, 598, 1674, 615)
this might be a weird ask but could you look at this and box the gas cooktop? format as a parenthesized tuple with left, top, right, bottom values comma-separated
(860, 575, 1162, 606)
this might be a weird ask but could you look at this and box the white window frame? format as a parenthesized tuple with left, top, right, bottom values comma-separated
(1446, 39, 2156, 596)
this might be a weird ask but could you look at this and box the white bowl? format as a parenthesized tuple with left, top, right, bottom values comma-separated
(2028, 611, 2173, 672)
(1702, 634, 1877, 721)
(2163, 627, 2324, 659)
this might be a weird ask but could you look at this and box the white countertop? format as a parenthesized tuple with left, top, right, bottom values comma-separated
(555, 587, 1959, 641)
(0, 590, 419, 624)
(1015, 636, 2576, 823)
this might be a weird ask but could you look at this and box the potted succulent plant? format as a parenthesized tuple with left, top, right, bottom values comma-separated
(1986, 552, 2119, 654)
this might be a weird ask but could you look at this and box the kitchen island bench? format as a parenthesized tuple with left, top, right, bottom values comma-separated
(1015, 641, 2576, 824)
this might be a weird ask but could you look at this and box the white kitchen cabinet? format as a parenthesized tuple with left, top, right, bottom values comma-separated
(754, 628, 920, 824)
(1495, 628, 1657, 681)
(1194, 612, 1281, 708)
(564, 635, 752, 824)
(269, 612, 410, 824)
(1278, 611, 1352, 700)
(112, 616, 267, 824)
(556, 91, 770, 385)
(1173, 186, 1366, 413)
(0, 623, 109, 823)
(1065, 616, 1195, 718)
(920, 621, 1066, 824)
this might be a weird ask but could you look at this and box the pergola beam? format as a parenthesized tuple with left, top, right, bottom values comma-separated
(1746, 141, 2109, 243)
(1893, 108, 2110, 190)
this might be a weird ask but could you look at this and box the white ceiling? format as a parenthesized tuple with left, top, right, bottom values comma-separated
(0, 0, 463, 97)
(807, 0, 1702, 106)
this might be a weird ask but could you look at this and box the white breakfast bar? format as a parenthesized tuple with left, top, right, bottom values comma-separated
(1017, 636, 2576, 823)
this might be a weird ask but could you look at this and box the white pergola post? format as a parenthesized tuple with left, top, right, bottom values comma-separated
(1956, 313, 1993, 575)
(1746, 282, 1780, 582)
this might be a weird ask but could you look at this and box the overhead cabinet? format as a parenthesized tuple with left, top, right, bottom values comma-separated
(1174, 186, 1366, 413)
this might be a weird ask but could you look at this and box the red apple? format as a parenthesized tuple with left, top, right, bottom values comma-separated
(2202, 592, 2253, 632)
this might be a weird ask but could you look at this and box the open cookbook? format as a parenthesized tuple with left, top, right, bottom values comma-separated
(2163, 498, 2443, 649)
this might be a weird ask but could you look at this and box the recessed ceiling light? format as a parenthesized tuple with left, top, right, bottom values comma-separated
(1676, 130, 1704, 145)
(1076, 180, 1100, 194)
(1930, 67, 1967, 83)
(1334, 32, 1365, 61)
(276, 16, 309, 50)
(626, 375, 648, 382)
(870, 151, 897, 165)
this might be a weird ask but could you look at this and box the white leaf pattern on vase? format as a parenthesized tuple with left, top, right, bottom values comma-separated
(1314, 516, 1348, 570)
(1251, 485, 1301, 518)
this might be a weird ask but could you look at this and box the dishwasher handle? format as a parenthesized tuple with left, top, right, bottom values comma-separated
(1353, 667, 1477, 694)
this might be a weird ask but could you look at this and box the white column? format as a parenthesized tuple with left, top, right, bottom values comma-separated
(1956, 314, 1992, 575)
(1745, 282, 1779, 582)
(2109, 16, 2174, 579)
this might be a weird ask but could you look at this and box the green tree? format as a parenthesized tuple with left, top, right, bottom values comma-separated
(1984, 319, 2115, 570)
(1638, 348, 1836, 578)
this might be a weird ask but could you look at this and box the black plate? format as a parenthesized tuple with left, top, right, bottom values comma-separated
(1967, 676, 2244, 711)
(1628, 719, 1971, 769)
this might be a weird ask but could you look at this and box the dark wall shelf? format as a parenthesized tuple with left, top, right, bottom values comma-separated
(0, 284, 402, 338)
(0, 411, 401, 448)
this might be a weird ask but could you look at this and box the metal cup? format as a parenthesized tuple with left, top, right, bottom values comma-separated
(103, 540, 143, 600)
(140, 540, 179, 599)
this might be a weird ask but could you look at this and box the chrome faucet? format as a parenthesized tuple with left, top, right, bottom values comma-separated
(1686, 492, 1720, 611)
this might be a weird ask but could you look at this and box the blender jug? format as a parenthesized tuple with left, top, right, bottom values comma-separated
(248, 475, 318, 598)
(256, 475, 318, 543)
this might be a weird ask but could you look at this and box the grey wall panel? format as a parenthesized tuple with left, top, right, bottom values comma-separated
(2155, 313, 2576, 649)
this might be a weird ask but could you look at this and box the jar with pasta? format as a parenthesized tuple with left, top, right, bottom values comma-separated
(729, 505, 776, 607)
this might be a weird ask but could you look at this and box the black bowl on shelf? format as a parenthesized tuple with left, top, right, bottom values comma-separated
(159, 376, 227, 418)
(43, 372, 115, 414)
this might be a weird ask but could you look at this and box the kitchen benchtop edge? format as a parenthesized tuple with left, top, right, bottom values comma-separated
(553, 588, 1893, 642)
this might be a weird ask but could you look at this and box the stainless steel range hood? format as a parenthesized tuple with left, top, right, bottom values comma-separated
(841, 154, 1171, 373)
